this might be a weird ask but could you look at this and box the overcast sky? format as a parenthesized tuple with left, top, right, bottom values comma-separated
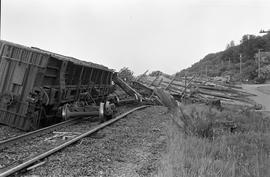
(2, 0, 270, 75)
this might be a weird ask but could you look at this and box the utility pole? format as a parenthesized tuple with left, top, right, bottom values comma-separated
(258, 49, 263, 78)
(205, 65, 208, 78)
(239, 54, 242, 81)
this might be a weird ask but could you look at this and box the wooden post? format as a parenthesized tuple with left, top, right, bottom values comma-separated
(205, 65, 208, 78)
(136, 70, 148, 82)
(184, 73, 187, 89)
(165, 76, 176, 90)
(258, 49, 263, 78)
(149, 76, 159, 86)
(157, 78, 163, 87)
(239, 54, 242, 79)
(184, 73, 187, 103)
(180, 74, 197, 100)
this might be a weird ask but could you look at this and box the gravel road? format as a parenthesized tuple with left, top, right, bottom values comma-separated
(242, 84, 270, 111)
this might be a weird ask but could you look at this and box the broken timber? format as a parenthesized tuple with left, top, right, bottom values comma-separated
(134, 74, 258, 109)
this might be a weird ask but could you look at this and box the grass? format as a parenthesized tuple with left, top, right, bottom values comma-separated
(157, 104, 270, 177)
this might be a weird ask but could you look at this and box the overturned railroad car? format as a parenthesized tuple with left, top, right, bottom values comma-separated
(0, 40, 114, 131)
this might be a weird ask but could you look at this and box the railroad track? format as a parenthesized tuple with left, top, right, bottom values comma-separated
(0, 117, 84, 150)
(0, 105, 149, 177)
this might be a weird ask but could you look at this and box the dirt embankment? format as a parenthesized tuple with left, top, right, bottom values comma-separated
(24, 106, 170, 177)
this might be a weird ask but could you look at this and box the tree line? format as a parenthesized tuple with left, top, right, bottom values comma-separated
(176, 32, 270, 83)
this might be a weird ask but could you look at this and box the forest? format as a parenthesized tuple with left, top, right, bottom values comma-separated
(176, 32, 270, 83)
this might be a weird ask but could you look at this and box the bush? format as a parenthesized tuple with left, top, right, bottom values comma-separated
(158, 104, 270, 177)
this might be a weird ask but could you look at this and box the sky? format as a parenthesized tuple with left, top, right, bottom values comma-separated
(2, 0, 270, 75)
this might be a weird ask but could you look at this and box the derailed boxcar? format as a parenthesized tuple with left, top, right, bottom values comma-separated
(0, 40, 114, 131)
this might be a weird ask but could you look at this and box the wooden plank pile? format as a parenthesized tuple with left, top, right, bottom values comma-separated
(134, 74, 260, 109)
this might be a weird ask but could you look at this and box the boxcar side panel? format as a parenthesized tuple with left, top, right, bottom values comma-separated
(0, 43, 48, 130)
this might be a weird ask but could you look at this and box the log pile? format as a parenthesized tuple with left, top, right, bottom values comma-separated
(134, 74, 260, 109)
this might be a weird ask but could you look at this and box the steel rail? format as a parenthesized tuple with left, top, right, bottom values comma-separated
(0, 105, 150, 177)
(0, 117, 84, 150)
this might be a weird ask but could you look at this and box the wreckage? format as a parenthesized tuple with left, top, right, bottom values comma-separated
(115, 72, 261, 137)
(129, 72, 260, 110)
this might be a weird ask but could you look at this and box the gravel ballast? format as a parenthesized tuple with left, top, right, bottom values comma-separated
(23, 106, 169, 177)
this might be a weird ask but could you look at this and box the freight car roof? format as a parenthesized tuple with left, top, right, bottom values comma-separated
(0, 40, 114, 72)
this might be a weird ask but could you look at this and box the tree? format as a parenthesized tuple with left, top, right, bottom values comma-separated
(230, 40, 235, 47)
(117, 67, 135, 83)
(176, 32, 270, 82)
(260, 65, 270, 80)
(222, 46, 240, 63)
(239, 34, 265, 61)
(226, 40, 235, 49)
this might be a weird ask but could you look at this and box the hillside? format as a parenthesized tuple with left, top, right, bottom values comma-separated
(176, 32, 270, 83)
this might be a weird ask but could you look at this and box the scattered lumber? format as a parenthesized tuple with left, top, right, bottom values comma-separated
(134, 74, 258, 109)
(136, 70, 149, 82)
(27, 161, 46, 171)
(112, 74, 262, 138)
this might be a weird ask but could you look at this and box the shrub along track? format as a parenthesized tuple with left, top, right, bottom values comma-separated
(0, 105, 149, 177)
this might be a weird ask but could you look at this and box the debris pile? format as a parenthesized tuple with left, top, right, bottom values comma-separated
(108, 72, 262, 138)
(133, 73, 259, 109)
(121, 72, 262, 138)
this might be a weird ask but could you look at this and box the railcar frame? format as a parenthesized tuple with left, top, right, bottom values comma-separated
(0, 40, 114, 131)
